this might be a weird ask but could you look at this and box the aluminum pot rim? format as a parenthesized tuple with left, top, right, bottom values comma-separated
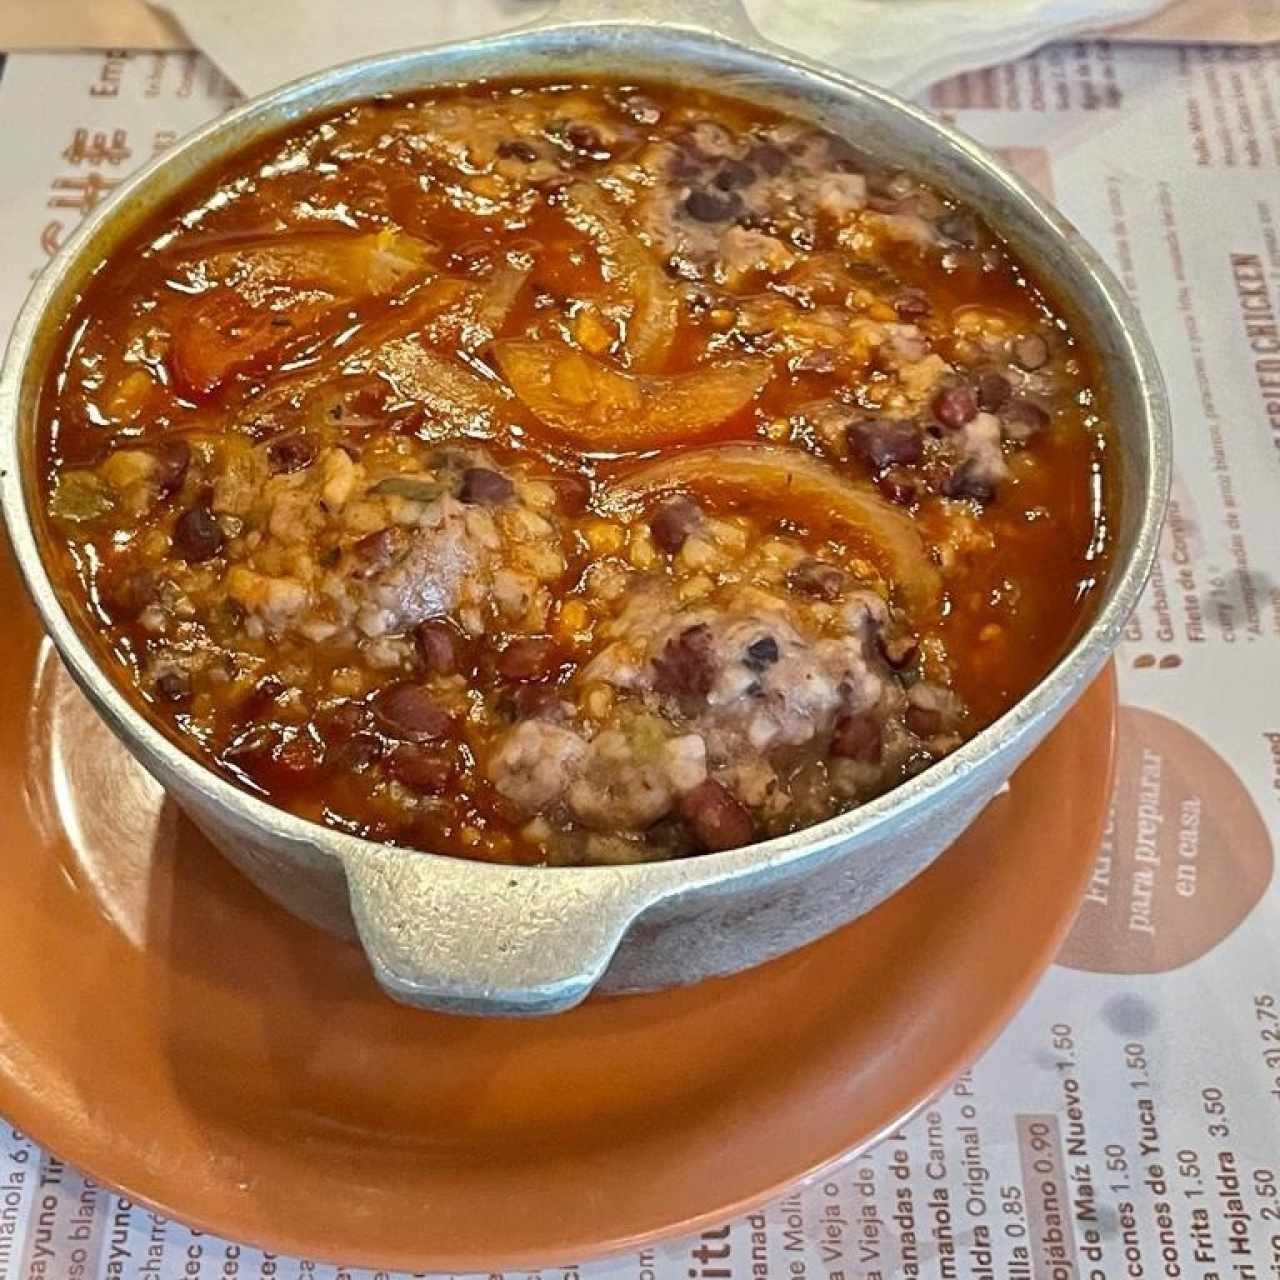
(0, 15, 1170, 902)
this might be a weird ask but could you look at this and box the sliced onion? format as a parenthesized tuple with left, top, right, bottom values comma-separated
(369, 339, 512, 432)
(492, 340, 770, 449)
(198, 227, 435, 299)
(468, 265, 530, 347)
(217, 278, 481, 429)
(563, 183, 678, 372)
(610, 444, 941, 617)
(170, 288, 320, 400)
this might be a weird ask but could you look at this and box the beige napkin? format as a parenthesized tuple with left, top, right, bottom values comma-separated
(1, 0, 1276, 87)
(142, 0, 1185, 96)
(0, 0, 185, 50)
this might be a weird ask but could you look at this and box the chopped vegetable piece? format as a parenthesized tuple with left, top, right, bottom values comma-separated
(169, 288, 302, 400)
(492, 339, 770, 449)
(198, 227, 435, 298)
(49, 470, 115, 524)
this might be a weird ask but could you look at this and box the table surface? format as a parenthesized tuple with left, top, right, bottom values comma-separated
(0, 35, 1277, 1280)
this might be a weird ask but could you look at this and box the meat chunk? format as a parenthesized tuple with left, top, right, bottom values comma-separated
(490, 715, 708, 835)
(680, 779, 754, 851)
(846, 417, 923, 470)
(566, 729, 679, 830)
(204, 439, 568, 646)
(639, 120, 874, 276)
(652, 623, 716, 698)
(945, 411, 1008, 500)
(487, 720, 588, 813)
(592, 584, 887, 751)
(350, 494, 502, 636)
(717, 227, 796, 286)
(905, 683, 964, 744)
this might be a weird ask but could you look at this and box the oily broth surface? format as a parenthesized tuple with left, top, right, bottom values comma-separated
(39, 80, 1111, 865)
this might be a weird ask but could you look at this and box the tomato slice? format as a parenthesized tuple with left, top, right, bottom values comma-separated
(169, 288, 294, 400)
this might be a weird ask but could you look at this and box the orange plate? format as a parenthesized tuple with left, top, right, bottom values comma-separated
(0, 550, 1115, 1271)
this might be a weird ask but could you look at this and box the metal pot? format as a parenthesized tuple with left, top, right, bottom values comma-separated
(0, 0, 1170, 1015)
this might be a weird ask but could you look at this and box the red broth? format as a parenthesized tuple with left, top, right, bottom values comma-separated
(38, 80, 1112, 865)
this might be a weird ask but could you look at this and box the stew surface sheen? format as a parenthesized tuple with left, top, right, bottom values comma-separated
(39, 80, 1112, 866)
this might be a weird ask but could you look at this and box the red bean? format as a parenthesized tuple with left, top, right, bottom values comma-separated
(846, 417, 923, 470)
(649, 495, 703, 553)
(713, 159, 756, 191)
(500, 684, 566, 722)
(831, 712, 882, 763)
(458, 466, 514, 505)
(154, 671, 191, 703)
(351, 526, 406, 576)
(1012, 333, 1050, 371)
(680, 779, 754, 851)
(414, 620, 462, 676)
(320, 700, 372, 741)
(222, 725, 278, 770)
(172, 503, 224, 562)
(565, 124, 600, 152)
(496, 138, 539, 163)
(267, 434, 317, 475)
(892, 288, 931, 320)
(371, 684, 454, 742)
(328, 732, 383, 772)
(386, 744, 454, 794)
(975, 371, 1011, 412)
(153, 438, 191, 497)
(794, 347, 839, 374)
(787, 559, 847, 601)
(671, 147, 705, 180)
(942, 460, 995, 503)
(273, 730, 323, 776)
(999, 397, 1050, 439)
(652, 623, 716, 698)
(549, 472, 592, 514)
(237, 673, 286, 720)
(877, 467, 919, 506)
(684, 188, 742, 223)
(906, 704, 943, 738)
(931, 384, 977, 429)
(103, 567, 157, 619)
(748, 143, 786, 176)
(495, 637, 557, 682)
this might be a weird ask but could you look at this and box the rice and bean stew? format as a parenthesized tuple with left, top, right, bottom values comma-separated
(39, 81, 1112, 865)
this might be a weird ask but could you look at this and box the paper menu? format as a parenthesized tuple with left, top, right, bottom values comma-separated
(0, 34, 1278, 1280)
(6, 1, 1280, 57)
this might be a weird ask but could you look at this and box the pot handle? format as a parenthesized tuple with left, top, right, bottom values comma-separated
(341, 847, 665, 1015)
(535, 0, 763, 43)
